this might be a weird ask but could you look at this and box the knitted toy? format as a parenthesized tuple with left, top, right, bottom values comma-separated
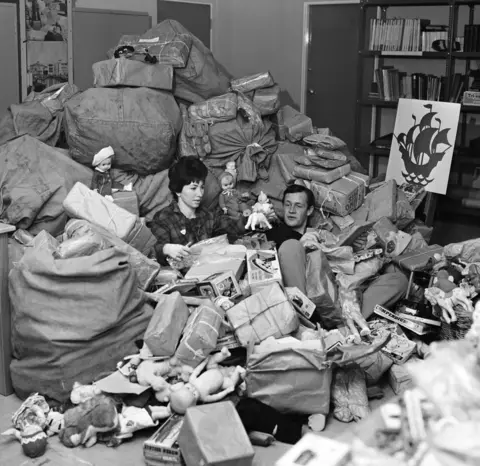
(245, 191, 276, 231)
(1, 393, 51, 458)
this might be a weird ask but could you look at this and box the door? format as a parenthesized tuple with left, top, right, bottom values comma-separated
(72, 8, 152, 90)
(157, 1, 211, 49)
(0, 3, 20, 112)
(306, 3, 359, 150)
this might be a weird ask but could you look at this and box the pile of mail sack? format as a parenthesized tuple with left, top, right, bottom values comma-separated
(2, 17, 480, 466)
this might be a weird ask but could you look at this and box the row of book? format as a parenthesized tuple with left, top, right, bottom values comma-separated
(369, 18, 447, 52)
(369, 69, 466, 103)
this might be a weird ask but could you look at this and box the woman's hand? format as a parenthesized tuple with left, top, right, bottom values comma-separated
(163, 243, 191, 261)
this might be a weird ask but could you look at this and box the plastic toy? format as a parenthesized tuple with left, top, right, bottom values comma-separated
(70, 381, 103, 405)
(169, 355, 246, 414)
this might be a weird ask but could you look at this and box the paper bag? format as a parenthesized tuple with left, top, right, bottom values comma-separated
(63, 182, 137, 241)
(306, 249, 343, 329)
(144, 292, 190, 357)
(226, 282, 299, 346)
(175, 299, 224, 367)
(246, 346, 332, 415)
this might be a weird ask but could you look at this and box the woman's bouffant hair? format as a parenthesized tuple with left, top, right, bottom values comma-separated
(168, 156, 208, 198)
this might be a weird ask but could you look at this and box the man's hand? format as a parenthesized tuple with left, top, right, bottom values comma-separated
(163, 243, 191, 261)
(300, 231, 321, 251)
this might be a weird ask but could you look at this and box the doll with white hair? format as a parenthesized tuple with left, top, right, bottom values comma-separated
(90, 146, 124, 197)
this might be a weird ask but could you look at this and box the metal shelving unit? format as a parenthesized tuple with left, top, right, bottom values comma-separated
(355, 0, 480, 225)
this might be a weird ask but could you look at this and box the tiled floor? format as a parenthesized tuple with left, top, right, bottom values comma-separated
(0, 387, 393, 466)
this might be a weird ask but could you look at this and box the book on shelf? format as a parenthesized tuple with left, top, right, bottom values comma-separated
(370, 68, 446, 102)
(449, 73, 467, 103)
(464, 25, 480, 52)
(369, 18, 444, 53)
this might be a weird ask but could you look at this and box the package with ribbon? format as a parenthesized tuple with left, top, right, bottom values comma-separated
(253, 84, 281, 116)
(93, 58, 174, 90)
(230, 71, 275, 93)
(302, 171, 369, 217)
(188, 93, 238, 123)
(226, 282, 299, 346)
(63, 182, 137, 241)
(278, 106, 314, 142)
(175, 298, 225, 368)
(144, 292, 190, 357)
(293, 163, 351, 185)
(294, 152, 347, 170)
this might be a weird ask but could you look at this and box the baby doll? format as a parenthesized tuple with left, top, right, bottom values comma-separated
(90, 146, 124, 197)
(218, 171, 251, 220)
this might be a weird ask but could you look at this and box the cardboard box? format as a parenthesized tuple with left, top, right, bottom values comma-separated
(276, 433, 351, 466)
(286, 286, 315, 319)
(178, 402, 254, 466)
(144, 292, 190, 357)
(112, 191, 139, 216)
(388, 362, 414, 395)
(246, 249, 282, 294)
(366, 179, 397, 223)
(381, 328, 416, 364)
(196, 270, 242, 300)
(307, 172, 368, 217)
(144, 414, 184, 465)
(185, 245, 247, 282)
(226, 282, 299, 346)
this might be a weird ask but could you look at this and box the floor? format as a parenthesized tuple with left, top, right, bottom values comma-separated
(0, 387, 393, 466)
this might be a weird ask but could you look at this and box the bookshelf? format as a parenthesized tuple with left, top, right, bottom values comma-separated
(355, 0, 480, 225)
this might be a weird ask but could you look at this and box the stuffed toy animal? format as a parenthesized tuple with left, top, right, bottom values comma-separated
(425, 287, 458, 324)
(70, 382, 102, 405)
(45, 411, 64, 437)
(59, 395, 119, 448)
(169, 354, 246, 414)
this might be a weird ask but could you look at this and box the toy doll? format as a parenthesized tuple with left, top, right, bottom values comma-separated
(169, 353, 246, 414)
(218, 171, 251, 220)
(90, 146, 124, 197)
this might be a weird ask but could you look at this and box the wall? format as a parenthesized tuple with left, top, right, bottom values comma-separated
(214, 0, 309, 109)
(75, 0, 156, 21)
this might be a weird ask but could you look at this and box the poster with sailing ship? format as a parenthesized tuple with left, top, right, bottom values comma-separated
(24, 0, 70, 94)
(386, 98, 461, 195)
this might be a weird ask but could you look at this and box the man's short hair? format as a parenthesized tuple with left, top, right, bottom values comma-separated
(168, 156, 208, 197)
(282, 184, 315, 209)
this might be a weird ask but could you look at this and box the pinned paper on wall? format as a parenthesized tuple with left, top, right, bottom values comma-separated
(386, 98, 461, 195)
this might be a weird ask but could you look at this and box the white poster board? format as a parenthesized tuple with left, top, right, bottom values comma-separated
(386, 98, 461, 195)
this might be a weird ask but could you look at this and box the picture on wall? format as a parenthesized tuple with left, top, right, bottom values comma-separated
(386, 98, 461, 195)
(24, 0, 70, 93)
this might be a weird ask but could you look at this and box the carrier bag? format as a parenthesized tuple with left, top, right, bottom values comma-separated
(64, 87, 182, 175)
(9, 245, 154, 402)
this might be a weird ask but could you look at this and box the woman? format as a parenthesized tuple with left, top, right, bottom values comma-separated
(150, 156, 245, 265)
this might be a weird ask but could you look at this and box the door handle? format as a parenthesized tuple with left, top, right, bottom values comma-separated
(308, 89, 316, 95)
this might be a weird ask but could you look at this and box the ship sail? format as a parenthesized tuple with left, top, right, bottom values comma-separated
(413, 127, 438, 164)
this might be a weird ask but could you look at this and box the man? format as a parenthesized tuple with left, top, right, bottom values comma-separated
(266, 184, 408, 319)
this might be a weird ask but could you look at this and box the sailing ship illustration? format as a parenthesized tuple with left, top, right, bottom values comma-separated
(394, 103, 452, 187)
